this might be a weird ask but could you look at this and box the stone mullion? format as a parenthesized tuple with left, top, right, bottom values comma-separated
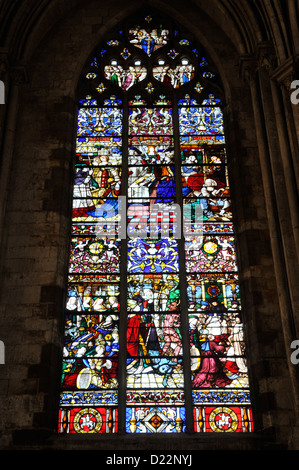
(117, 97, 129, 434)
(172, 97, 195, 435)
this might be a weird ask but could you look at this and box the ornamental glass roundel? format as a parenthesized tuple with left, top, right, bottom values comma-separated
(58, 10, 253, 435)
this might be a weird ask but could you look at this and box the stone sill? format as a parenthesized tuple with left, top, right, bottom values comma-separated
(7, 427, 285, 451)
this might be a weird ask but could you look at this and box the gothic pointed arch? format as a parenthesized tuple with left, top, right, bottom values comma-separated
(58, 9, 253, 435)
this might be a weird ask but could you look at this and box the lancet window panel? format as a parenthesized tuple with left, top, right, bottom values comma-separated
(58, 11, 254, 435)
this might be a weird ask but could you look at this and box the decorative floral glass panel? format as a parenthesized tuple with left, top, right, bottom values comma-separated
(58, 11, 253, 435)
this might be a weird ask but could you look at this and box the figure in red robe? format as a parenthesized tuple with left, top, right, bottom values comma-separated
(192, 330, 231, 388)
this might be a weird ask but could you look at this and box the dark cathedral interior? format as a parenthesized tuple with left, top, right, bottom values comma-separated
(0, 0, 298, 452)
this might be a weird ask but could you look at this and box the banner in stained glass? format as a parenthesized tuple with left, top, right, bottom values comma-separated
(59, 12, 253, 435)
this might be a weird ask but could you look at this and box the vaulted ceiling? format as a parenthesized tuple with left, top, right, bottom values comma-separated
(0, 0, 298, 66)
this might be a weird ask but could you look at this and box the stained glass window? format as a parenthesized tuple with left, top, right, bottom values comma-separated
(58, 12, 253, 435)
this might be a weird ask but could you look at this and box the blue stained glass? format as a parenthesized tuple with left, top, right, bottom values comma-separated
(200, 57, 208, 67)
(202, 95, 222, 105)
(90, 57, 99, 67)
(60, 391, 118, 406)
(127, 238, 179, 273)
(79, 96, 98, 106)
(192, 390, 251, 404)
(126, 407, 186, 433)
(59, 13, 253, 435)
(153, 63, 195, 88)
(77, 108, 123, 137)
(178, 96, 199, 106)
(63, 313, 119, 358)
(179, 107, 224, 135)
(128, 165, 176, 200)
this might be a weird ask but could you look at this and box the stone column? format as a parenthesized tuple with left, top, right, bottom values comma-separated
(256, 45, 299, 329)
(0, 55, 29, 276)
(270, 57, 299, 262)
(240, 49, 299, 441)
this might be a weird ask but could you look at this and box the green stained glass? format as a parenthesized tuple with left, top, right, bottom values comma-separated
(59, 12, 253, 435)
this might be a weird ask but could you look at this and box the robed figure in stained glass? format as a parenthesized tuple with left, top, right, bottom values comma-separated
(58, 11, 253, 435)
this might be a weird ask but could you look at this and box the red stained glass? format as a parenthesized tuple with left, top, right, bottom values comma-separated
(59, 11, 253, 435)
